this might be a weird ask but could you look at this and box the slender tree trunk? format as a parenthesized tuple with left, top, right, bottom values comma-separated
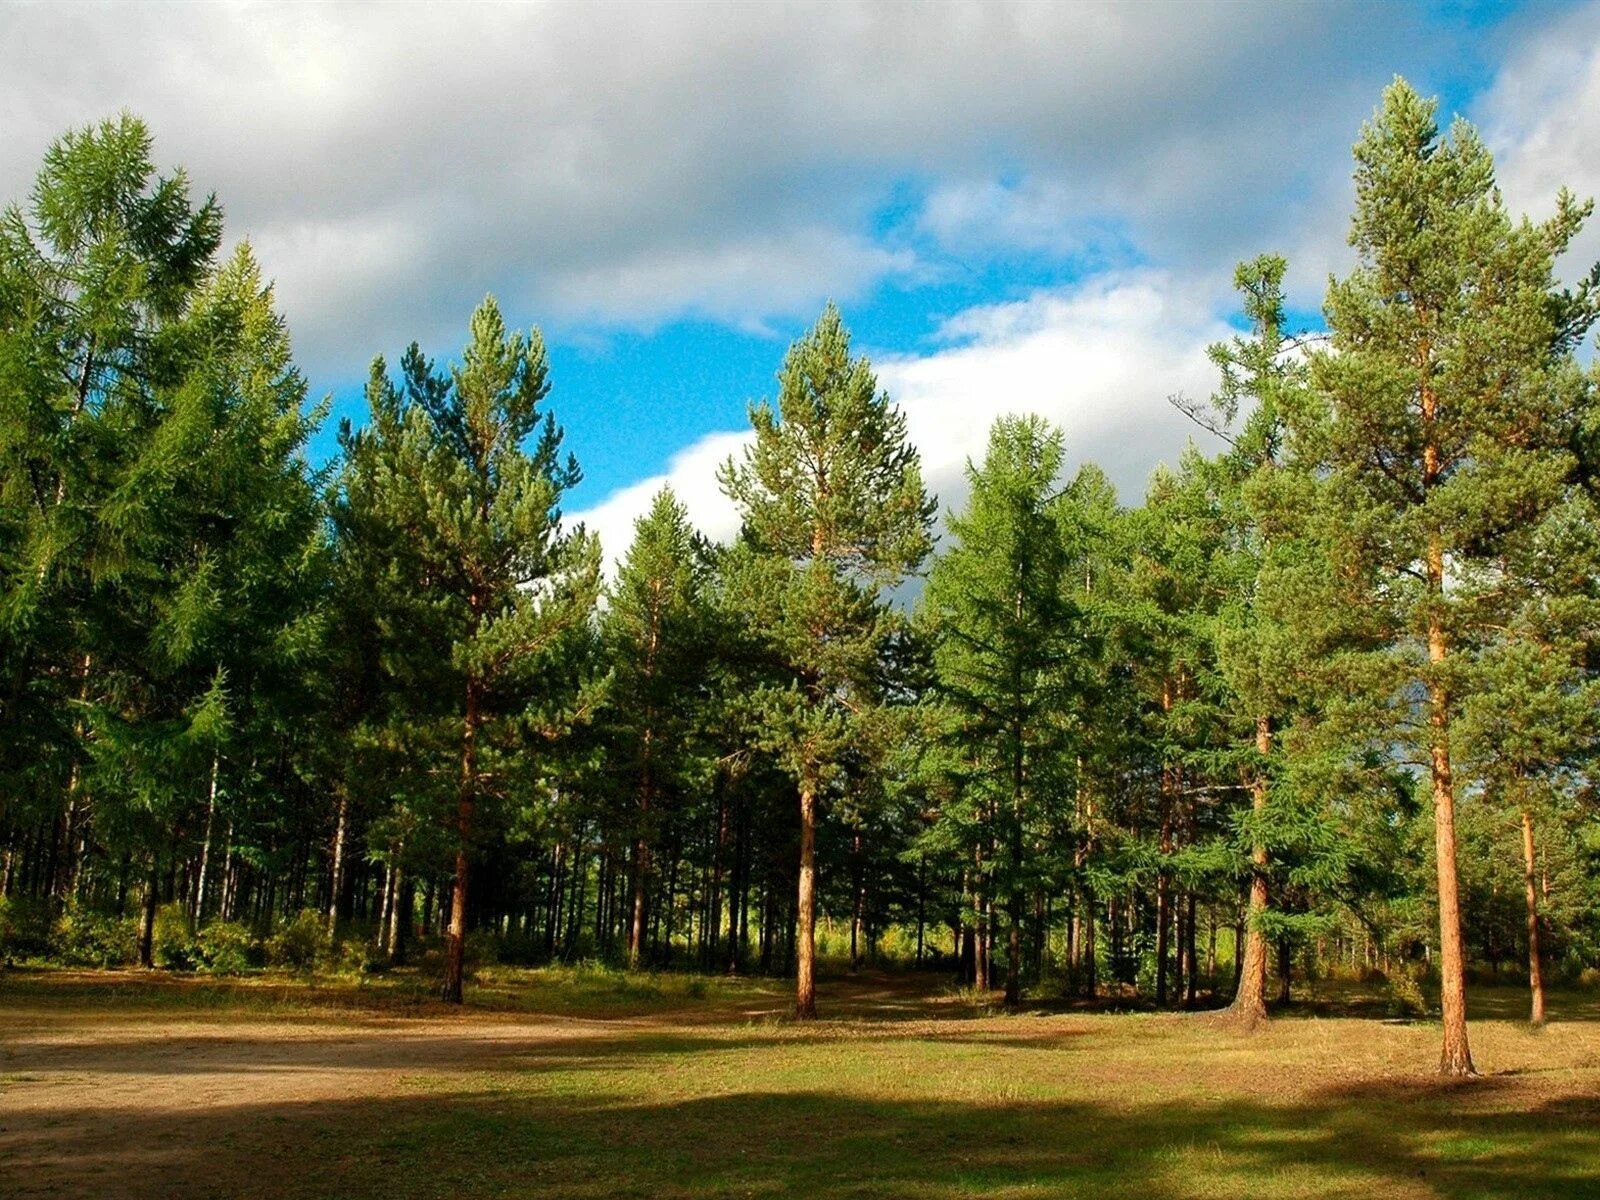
(138, 865, 159, 967)
(1156, 679, 1175, 1007)
(1183, 895, 1198, 1008)
(1426, 591, 1474, 1073)
(628, 805, 650, 969)
(387, 865, 407, 962)
(849, 830, 863, 971)
(327, 790, 348, 935)
(1420, 359, 1475, 1074)
(442, 679, 480, 1004)
(795, 773, 818, 1020)
(193, 751, 221, 925)
(1521, 807, 1547, 1027)
(1232, 714, 1273, 1025)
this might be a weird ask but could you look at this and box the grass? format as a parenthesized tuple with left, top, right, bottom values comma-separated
(3, 966, 1599, 1199)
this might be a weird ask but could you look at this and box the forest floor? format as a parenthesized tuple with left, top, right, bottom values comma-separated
(2, 965, 1598, 1199)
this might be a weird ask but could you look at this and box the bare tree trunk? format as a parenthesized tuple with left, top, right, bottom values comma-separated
(386, 863, 406, 961)
(442, 680, 480, 1004)
(1521, 807, 1546, 1027)
(795, 773, 818, 1020)
(1427, 599, 1474, 1074)
(1156, 679, 1175, 1007)
(326, 790, 348, 935)
(1232, 714, 1273, 1026)
(193, 751, 221, 925)
(138, 865, 159, 968)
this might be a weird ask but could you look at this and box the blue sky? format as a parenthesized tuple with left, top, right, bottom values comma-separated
(5, 0, 1598, 557)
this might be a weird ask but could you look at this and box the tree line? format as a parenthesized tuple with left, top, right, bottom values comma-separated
(4, 81, 1598, 1076)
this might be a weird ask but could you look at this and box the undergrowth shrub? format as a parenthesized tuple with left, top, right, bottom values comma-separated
(53, 906, 136, 966)
(1384, 969, 1428, 1019)
(0, 896, 57, 960)
(267, 908, 329, 970)
(195, 921, 256, 974)
(153, 903, 200, 970)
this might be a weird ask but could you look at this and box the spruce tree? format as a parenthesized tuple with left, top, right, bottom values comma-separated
(719, 304, 932, 1018)
(600, 486, 713, 967)
(920, 415, 1078, 1007)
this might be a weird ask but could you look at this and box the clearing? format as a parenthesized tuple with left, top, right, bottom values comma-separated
(2, 968, 1598, 1199)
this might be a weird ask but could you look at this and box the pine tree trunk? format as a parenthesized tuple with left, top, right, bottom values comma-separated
(628, 824, 650, 969)
(327, 790, 348, 935)
(795, 773, 818, 1019)
(138, 865, 159, 968)
(1156, 679, 1175, 1007)
(1521, 807, 1546, 1027)
(193, 751, 221, 925)
(1427, 586, 1475, 1074)
(442, 679, 480, 1004)
(1232, 714, 1273, 1026)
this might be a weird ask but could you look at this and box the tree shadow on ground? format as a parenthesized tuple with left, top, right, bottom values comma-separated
(6, 1057, 1600, 1199)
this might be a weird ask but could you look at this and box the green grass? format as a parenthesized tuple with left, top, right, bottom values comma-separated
(3, 967, 1599, 1199)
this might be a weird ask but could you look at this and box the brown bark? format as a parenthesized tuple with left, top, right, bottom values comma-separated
(795, 773, 818, 1020)
(1231, 714, 1273, 1026)
(1418, 337, 1475, 1076)
(1521, 807, 1546, 1027)
(441, 679, 480, 1004)
(1426, 543, 1475, 1075)
(137, 866, 158, 968)
(627, 791, 650, 968)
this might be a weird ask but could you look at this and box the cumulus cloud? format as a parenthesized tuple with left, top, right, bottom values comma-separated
(1481, 2, 1600, 289)
(575, 269, 1231, 567)
(1, 0, 1451, 381)
(573, 430, 750, 572)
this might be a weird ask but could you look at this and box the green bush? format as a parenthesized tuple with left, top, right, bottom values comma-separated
(152, 903, 199, 970)
(266, 908, 329, 970)
(0, 895, 56, 960)
(1384, 969, 1428, 1019)
(195, 921, 257, 974)
(53, 906, 136, 966)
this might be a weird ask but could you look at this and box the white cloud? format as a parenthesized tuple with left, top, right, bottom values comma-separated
(574, 430, 750, 572)
(1481, 3, 1600, 292)
(882, 270, 1231, 507)
(576, 269, 1232, 566)
(0, 0, 1452, 381)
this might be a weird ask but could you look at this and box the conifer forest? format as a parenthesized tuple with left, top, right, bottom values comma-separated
(7, 64, 1600, 1200)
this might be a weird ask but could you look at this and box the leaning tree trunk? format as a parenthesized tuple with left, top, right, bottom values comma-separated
(795, 771, 818, 1020)
(1521, 807, 1546, 1027)
(1231, 714, 1273, 1027)
(442, 679, 480, 1005)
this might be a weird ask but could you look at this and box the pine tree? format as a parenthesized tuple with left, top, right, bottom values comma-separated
(719, 304, 932, 1018)
(1288, 79, 1598, 1073)
(349, 297, 600, 1003)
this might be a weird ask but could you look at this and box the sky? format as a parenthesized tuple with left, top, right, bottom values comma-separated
(4, 0, 1599, 565)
